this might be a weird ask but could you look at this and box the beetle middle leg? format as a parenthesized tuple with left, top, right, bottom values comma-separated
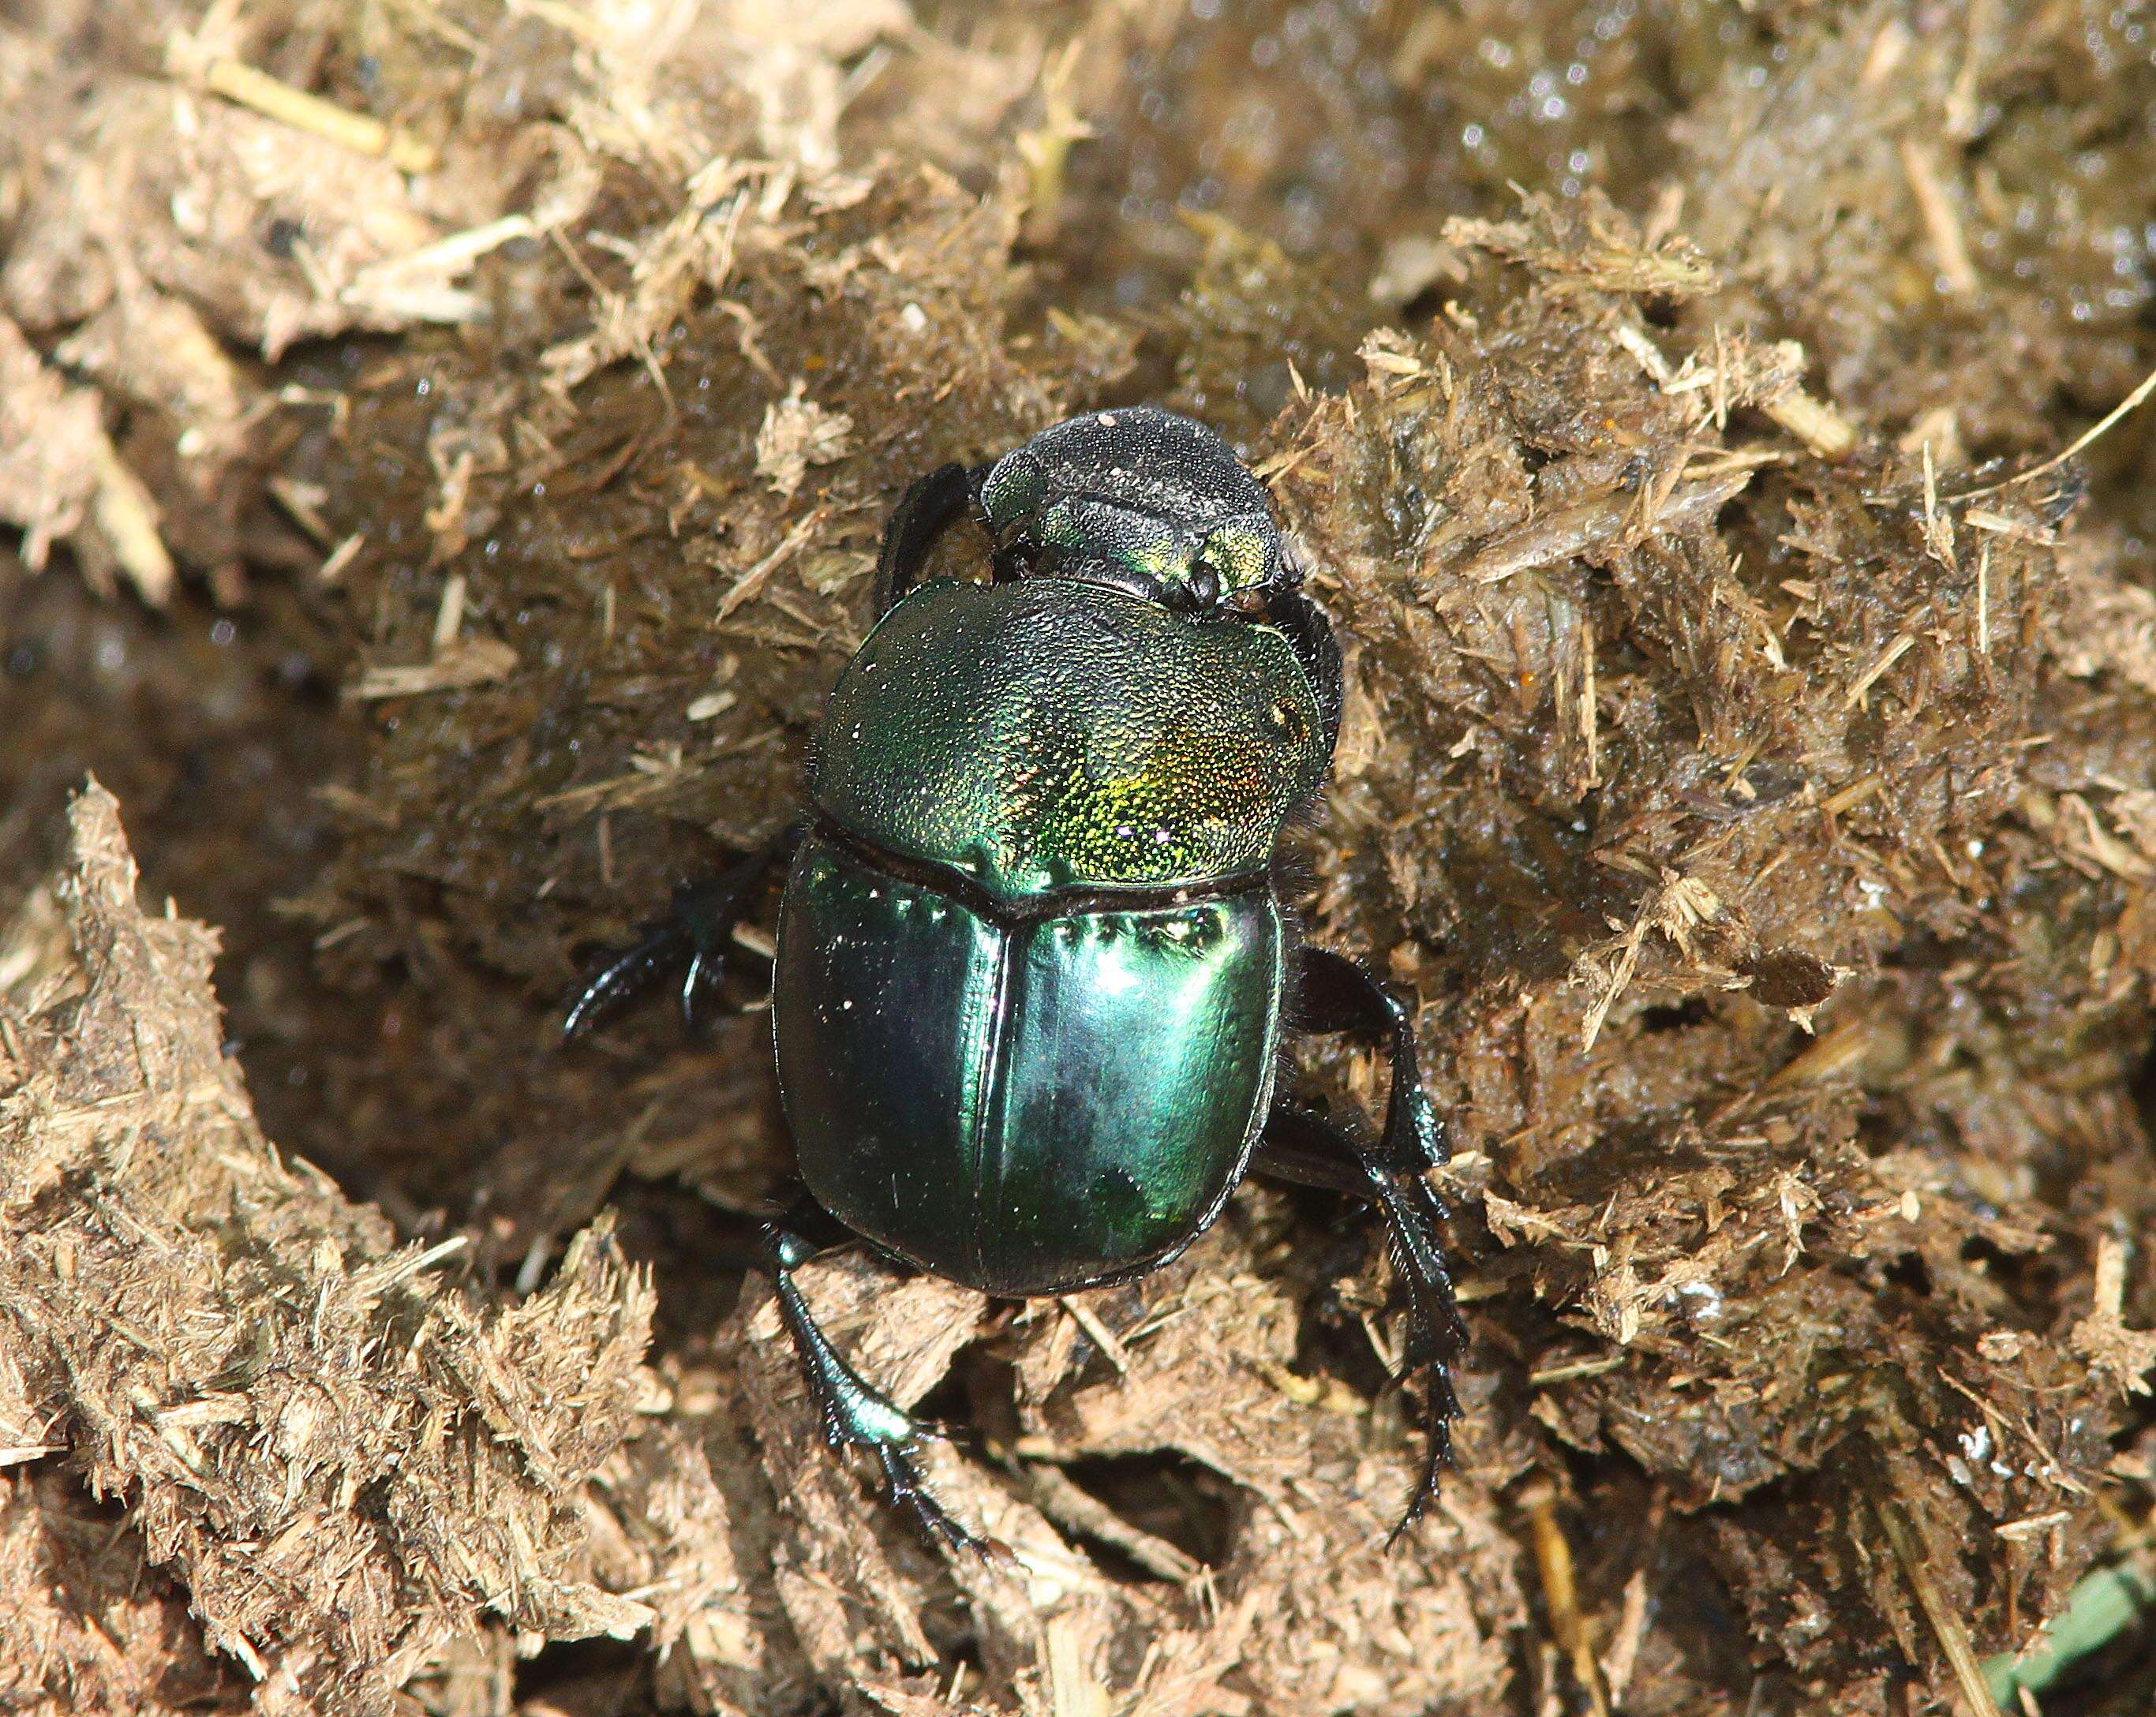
(1272, 945, 1463, 1538)
(1252, 1102, 1465, 1542)
(1293, 945, 1447, 1176)
(761, 1197, 983, 1554)
(562, 821, 805, 1038)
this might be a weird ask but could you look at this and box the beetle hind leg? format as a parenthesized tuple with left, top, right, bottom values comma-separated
(562, 822, 803, 1038)
(762, 1210, 984, 1555)
(1254, 1101, 1465, 1544)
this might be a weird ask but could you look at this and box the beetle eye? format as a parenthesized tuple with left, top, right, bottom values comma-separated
(1188, 562, 1221, 608)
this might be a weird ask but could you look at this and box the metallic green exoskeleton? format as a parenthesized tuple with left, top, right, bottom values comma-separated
(567, 407, 1464, 1552)
(780, 570, 1327, 1296)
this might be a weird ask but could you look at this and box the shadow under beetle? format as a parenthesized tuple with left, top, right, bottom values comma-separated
(566, 407, 1465, 1551)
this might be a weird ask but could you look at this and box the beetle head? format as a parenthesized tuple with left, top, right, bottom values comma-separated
(979, 407, 1284, 613)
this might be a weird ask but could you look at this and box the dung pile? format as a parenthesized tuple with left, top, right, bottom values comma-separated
(3, 2, 2154, 1714)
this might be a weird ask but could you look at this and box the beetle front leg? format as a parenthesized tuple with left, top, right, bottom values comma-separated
(1249, 582, 1344, 761)
(1253, 1102, 1465, 1543)
(562, 821, 805, 1038)
(760, 1201, 983, 1556)
(872, 460, 995, 616)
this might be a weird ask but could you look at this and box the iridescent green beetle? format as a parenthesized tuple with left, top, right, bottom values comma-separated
(568, 408, 1463, 1548)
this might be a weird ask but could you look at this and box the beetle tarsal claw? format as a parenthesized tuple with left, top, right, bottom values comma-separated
(560, 923, 685, 1040)
(679, 947, 709, 1032)
(827, 1401, 987, 1558)
(560, 827, 802, 1039)
(870, 1443, 987, 1556)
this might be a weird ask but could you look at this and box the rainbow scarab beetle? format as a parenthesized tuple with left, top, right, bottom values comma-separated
(567, 407, 1464, 1548)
